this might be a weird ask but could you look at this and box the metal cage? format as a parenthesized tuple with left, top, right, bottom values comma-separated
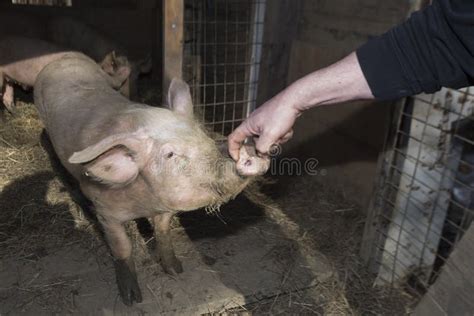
(362, 86, 474, 301)
(182, 0, 265, 136)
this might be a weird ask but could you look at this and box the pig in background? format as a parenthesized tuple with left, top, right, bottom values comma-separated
(34, 53, 269, 305)
(0, 11, 148, 107)
(0, 36, 130, 115)
(47, 16, 152, 99)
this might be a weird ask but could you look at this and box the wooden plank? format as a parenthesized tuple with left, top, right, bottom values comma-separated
(414, 223, 474, 316)
(162, 0, 184, 101)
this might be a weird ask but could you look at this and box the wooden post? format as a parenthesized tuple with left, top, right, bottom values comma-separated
(162, 0, 184, 102)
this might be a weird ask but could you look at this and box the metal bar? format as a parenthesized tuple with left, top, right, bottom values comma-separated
(221, 0, 229, 135)
(244, 0, 266, 117)
(212, 0, 218, 127)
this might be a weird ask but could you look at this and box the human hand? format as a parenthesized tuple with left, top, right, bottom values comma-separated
(228, 92, 301, 161)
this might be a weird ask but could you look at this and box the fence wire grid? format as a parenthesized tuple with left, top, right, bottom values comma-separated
(183, 0, 265, 136)
(364, 86, 474, 303)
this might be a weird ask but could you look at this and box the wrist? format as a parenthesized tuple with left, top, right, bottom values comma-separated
(277, 85, 307, 115)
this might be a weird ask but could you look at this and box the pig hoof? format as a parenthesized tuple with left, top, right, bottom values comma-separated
(114, 259, 143, 306)
(160, 254, 183, 275)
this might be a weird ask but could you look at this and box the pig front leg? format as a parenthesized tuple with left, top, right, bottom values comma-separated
(98, 215, 143, 306)
(153, 212, 183, 275)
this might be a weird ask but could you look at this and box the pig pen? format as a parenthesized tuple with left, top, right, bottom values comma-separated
(0, 100, 413, 315)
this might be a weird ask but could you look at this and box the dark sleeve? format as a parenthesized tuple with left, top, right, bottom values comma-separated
(356, 0, 474, 100)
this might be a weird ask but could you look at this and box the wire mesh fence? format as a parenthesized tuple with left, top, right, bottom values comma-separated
(183, 0, 265, 136)
(363, 86, 474, 301)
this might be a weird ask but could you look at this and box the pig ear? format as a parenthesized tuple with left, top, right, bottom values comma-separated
(68, 134, 149, 186)
(167, 78, 193, 118)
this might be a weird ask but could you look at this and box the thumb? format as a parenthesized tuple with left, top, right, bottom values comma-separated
(228, 125, 251, 161)
(255, 131, 277, 155)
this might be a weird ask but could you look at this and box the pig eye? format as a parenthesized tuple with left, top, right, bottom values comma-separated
(165, 152, 174, 159)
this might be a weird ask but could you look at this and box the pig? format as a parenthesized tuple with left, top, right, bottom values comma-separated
(34, 53, 269, 305)
(46, 16, 152, 99)
(0, 36, 130, 113)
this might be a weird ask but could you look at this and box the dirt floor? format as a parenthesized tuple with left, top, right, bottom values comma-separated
(0, 99, 416, 315)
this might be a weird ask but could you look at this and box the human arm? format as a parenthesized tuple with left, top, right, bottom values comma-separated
(358, 0, 474, 99)
(228, 52, 373, 160)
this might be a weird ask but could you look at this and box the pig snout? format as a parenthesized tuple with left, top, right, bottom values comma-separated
(215, 139, 270, 177)
(236, 144, 271, 177)
(236, 137, 270, 177)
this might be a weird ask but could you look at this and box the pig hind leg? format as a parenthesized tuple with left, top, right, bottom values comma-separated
(2, 82, 15, 113)
(153, 213, 183, 275)
(0, 73, 9, 120)
(99, 216, 143, 305)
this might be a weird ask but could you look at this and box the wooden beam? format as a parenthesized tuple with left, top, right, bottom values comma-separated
(162, 0, 184, 102)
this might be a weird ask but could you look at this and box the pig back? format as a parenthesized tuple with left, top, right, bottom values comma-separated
(34, 53, 133, 172)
